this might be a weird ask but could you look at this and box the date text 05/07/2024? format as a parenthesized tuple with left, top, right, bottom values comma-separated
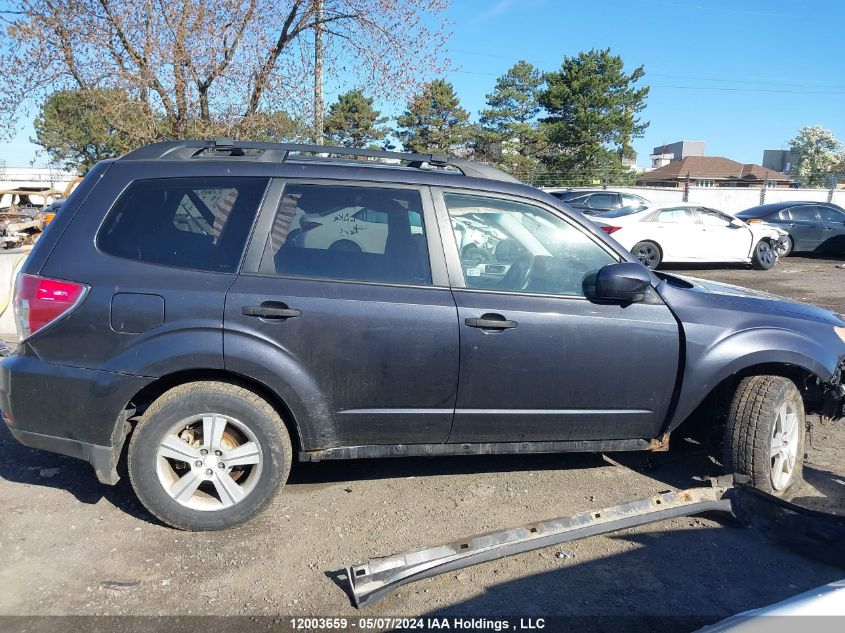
(289, 617, 547, 630)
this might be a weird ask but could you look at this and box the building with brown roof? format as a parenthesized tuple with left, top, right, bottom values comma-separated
(636, 156, 792, 188)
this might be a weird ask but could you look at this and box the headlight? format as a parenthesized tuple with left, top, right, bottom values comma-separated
(836, 326, 845, 344)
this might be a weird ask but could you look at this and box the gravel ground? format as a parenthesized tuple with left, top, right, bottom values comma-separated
(0, 255, 843, 629)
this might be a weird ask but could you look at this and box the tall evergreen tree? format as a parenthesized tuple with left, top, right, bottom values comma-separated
(477, 61, 547, 181)
(33, 89, 154, 173)
(480, 60, 543, 131)
(323, 90, 387, 148)
(396, 80, 470, 153)
(539, 49, 649, 186)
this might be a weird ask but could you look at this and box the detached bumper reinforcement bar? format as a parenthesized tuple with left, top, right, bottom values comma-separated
(347, 484, 735, 607)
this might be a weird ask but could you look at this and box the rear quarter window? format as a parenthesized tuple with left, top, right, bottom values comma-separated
(97, 177, 269, 272)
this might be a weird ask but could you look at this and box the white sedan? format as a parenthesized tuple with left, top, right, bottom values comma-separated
(592, 203, 789, 270)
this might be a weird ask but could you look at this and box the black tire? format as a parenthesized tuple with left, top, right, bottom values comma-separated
(723, 376, 805, 497)
(774, 235, 793, 258)
(631, 241, 662, 270)
(751, 239, 776, 270)
(128, 381, 292, 530)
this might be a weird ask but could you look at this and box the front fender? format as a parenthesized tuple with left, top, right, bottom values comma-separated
(667, 326, 840, 431)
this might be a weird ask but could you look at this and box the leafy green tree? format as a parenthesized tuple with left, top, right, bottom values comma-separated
(323, 90, 387, 148)
(396, 80, 470, 153)
(477, 61, 547, 181)
(33, 89, 155, 172)
(788, 125, 844, 187)
(539, 49, 649, 186)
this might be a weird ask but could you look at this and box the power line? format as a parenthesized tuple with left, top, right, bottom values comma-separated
(636, 0, 796, 18)
(446, 47, 842, 91)
(446, 70, 845, 95)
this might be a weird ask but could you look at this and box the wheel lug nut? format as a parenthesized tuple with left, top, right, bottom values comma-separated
(194, 460, 202, 467)
(200, 449, 208, 456)
(218, 462, 225, 469)
(214, 450, 222, 457)
(205, 468, 213, 476)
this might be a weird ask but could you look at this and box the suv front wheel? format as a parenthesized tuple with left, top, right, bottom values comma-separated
(128, 381, 292, 530)
(723, 375, 805, 496)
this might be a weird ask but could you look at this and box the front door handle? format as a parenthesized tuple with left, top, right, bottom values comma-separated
(465, 314, 517, 330)
(242, 304, 301, 319)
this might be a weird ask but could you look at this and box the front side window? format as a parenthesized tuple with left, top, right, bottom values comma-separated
(443, 192, 617, 297)
(653, 208, 698, 224)
(98, 177, 269, 272)
(585, 193, 618, 210)
(817, 206, 844, 222)
(262, 184, 431, 286)
(697, 209, 732, 226)
(621, 193, 647, 208)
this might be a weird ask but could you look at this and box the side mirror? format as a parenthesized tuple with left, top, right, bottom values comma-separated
(594, 262, 652, 303)
(730, 218, 746, 228)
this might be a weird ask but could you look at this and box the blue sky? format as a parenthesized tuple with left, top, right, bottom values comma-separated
(437, 0, 845, 166)
(3, 0, 843, 167)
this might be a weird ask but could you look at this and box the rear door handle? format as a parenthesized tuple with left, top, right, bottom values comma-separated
(464, 314, 517, 330)
(242, 304, 301, 319)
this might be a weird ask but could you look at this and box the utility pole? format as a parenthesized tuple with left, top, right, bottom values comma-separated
(314, 0, 324, 145)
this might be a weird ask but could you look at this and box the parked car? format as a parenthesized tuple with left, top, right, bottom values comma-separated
(2, 140, 843, 531)
(543, 188, 650, 215)
(735, 201, 845, 256)
(593, 202, 789, 270)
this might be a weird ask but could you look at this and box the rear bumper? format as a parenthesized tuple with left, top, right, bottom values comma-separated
(7, 426, 120, 484)
(0, 349, 152, 484)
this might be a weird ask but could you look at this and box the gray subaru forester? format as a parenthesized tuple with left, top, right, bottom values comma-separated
(2, 139, 843, 530)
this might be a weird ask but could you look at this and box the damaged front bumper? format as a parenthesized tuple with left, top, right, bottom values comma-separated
(820, 355, 845, 420)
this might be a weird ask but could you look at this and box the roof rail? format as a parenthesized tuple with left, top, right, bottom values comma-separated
(121, 139, 520, 183)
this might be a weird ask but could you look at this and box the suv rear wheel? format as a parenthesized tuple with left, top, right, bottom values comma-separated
(127, 381, 292, 530)
(723, 375, 805, 496)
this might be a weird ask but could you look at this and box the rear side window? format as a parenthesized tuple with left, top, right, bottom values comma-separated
(787, 206, 817, 222)
(261, 183, 431, 286)
(98, 177, 269, 272)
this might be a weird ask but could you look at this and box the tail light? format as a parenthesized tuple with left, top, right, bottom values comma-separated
(600, 225, 621, 235)
(300, 220, 323, 233)
(14, 274, 87, 341)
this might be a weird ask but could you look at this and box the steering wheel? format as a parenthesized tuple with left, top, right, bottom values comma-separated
(497, 253, 536, 291)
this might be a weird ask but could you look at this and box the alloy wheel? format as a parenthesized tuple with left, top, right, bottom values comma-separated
(757, 241, 775, 268)
(635, 244, 658, 269)
(156, 414, 263, 511)
(769, 400, 800, 491)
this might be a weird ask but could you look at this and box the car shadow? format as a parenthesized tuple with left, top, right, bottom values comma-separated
(792, 466, 845, 516)
(288, 451, 609, 486)
(0, 422, 160, 524)
(335, 526, 841, 630)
